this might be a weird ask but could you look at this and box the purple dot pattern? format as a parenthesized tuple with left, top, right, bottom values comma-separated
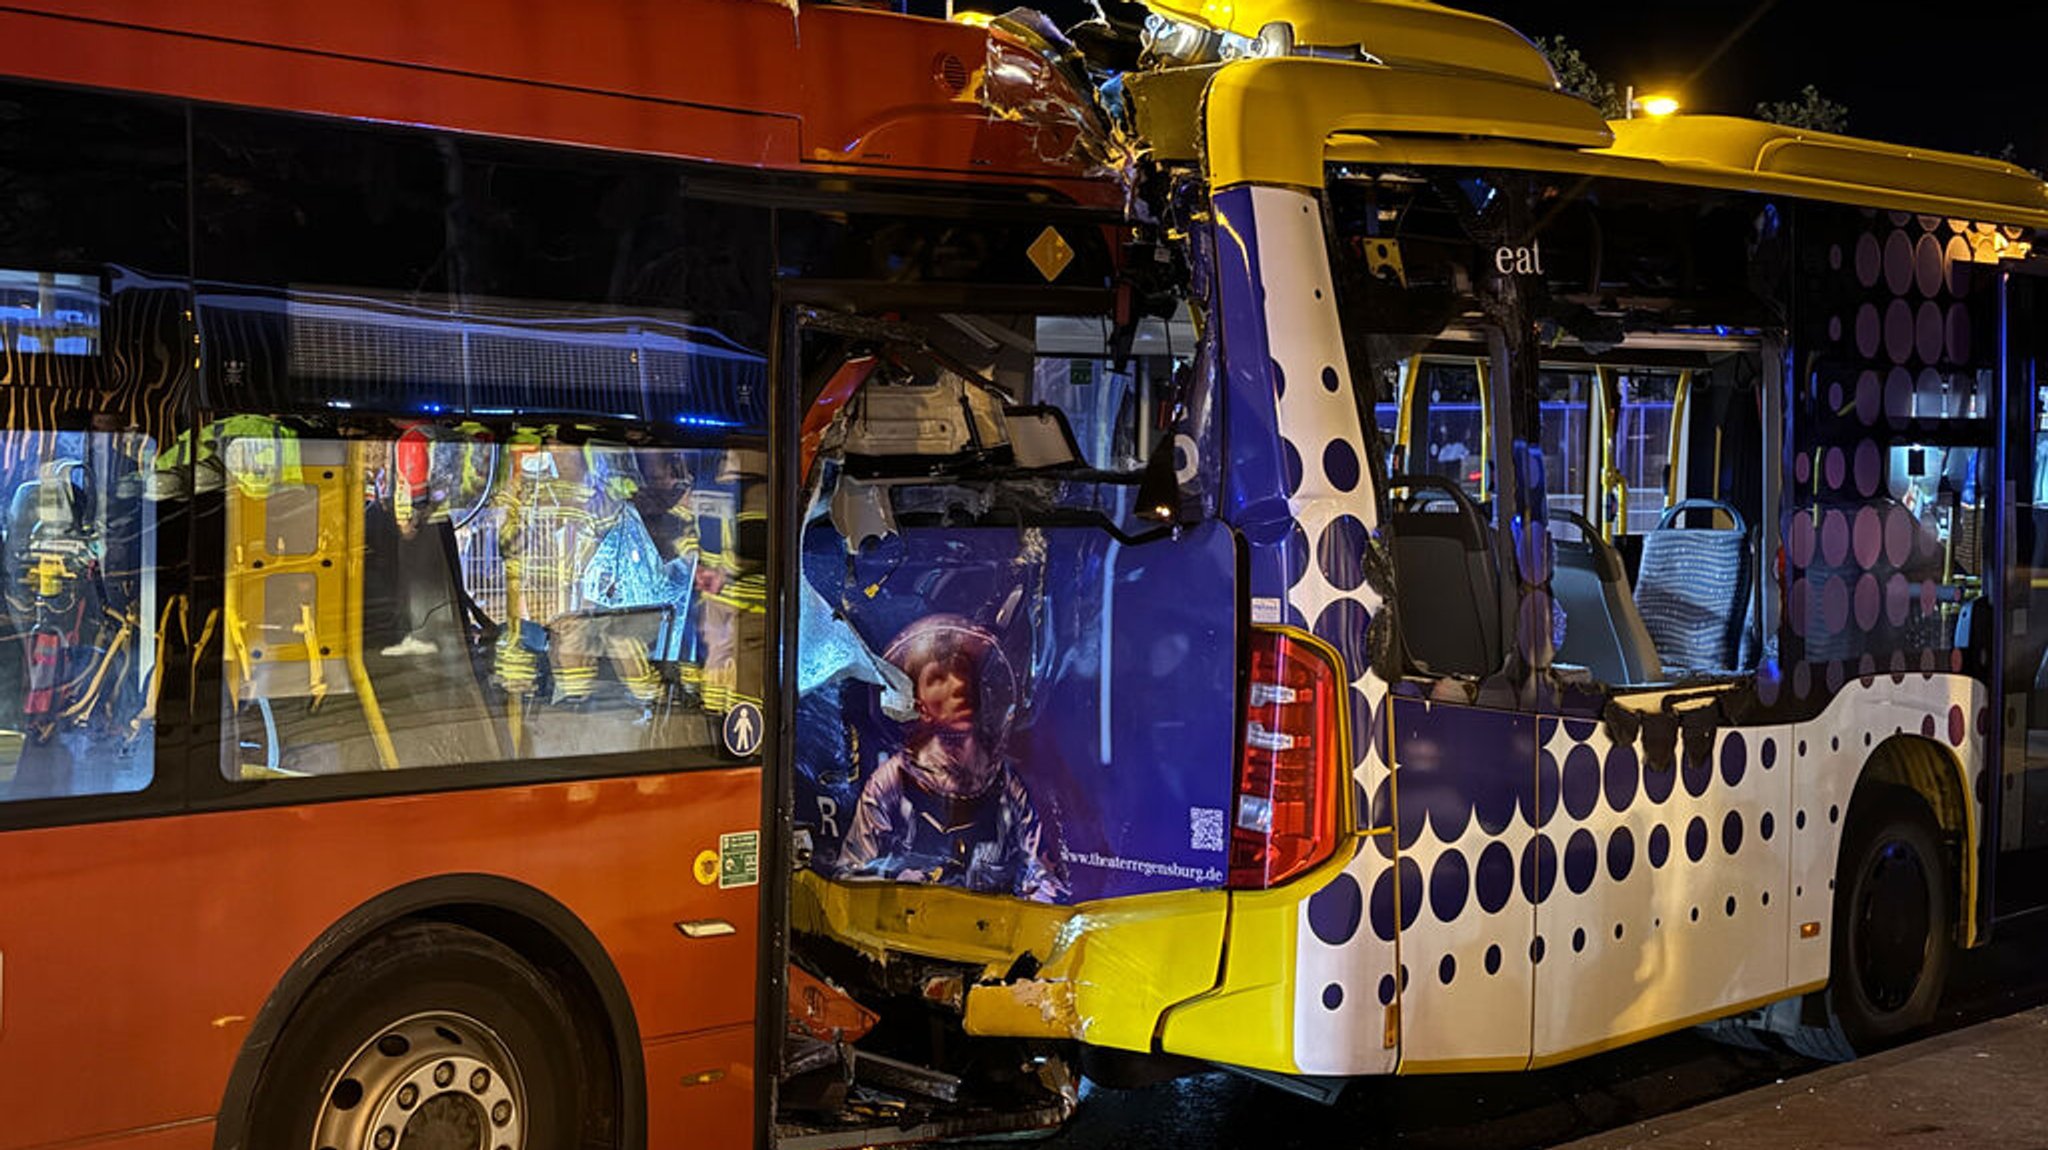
(1794, 211, 1993, 698)
(1371, 702, 1802, 1053)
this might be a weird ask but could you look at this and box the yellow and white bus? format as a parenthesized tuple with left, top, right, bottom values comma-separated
(785, 0, 2048, 1108)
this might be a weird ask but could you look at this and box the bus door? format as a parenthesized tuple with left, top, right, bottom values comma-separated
(1379, 329, 1540, 1072)
(1530, 337, 1795, 1063)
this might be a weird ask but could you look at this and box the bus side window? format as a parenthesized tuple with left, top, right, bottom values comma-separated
(1537, 369, 1592, 524)
(219, 426, 771, 778)
(194, 107, 779, 780)
(0, 82, 189, 806)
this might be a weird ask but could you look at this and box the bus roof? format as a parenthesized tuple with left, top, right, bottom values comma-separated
(1324, 112, 2048, 231)
(1127, 0, 2048, 228)
(0, 0, 1117, 200)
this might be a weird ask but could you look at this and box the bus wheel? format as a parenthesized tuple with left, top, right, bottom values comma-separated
(1785, 785, 1952, 1062)
(249, 922, 600, 1149)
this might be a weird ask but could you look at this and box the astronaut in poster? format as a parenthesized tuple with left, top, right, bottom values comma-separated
(834, 613, 1067, 904)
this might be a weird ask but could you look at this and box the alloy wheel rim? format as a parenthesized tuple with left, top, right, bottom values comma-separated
(311, 1010, 526, 1150)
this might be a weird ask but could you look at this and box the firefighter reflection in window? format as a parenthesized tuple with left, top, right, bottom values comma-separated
(490, 430, 706, 729)
(491, 428, 591, 703)
(683, 448, 767, 719)
(837, 613, 1066, 903)
(552, 442, 665, 709)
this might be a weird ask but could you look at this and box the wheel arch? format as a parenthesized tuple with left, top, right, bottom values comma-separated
(1851, 734, 1977, 945)
(211, 872, 646, 1150)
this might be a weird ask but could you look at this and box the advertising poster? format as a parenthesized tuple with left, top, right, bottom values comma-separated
(795, 518, 1239, 905)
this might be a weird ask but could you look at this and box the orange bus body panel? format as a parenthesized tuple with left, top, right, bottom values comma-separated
(0, 770, 761, 1150)
(0, 0, 1112, 199)
(23, 1122, 212, 1150)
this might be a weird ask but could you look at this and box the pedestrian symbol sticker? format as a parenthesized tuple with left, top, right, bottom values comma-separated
(723, 702, 763, 757)
(719, 831, 759, 889)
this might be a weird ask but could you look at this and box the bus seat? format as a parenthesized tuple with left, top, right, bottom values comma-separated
(1386, 475, 1502, 677)
(1551, 512, 1663, 684)
(1633, 499, 1750, 676)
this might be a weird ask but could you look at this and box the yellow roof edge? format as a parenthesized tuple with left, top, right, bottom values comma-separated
(1323, 134, 2048, 231)
(1602, 115, 2048, 223)
(1199, 57, 1610, 189)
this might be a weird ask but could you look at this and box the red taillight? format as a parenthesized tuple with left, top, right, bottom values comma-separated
(1228, 628, 1346, 889)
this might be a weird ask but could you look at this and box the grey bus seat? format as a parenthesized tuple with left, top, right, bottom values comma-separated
(1633, 499, 1751, 676)
(1385, 474, 1503, 677)
(1551, 511, 1663, 685)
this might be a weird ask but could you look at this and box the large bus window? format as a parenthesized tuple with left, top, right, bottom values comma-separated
(219, 424, 761, 776)
(192, 108, 777, 780)
(0, 428, 160, 801)
(1329, 167, 1778, 685)
(0, 83, 189, 805)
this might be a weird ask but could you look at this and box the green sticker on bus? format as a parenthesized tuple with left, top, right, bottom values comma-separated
(719, 831, 759, 889)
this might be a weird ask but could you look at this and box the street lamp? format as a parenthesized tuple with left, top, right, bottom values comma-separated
(1623, 85, 1681, 119)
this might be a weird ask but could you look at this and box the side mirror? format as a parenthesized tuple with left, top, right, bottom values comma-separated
(1135, 436, 1181, 523)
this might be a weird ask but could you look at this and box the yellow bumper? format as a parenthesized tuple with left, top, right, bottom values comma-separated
(793, 870, 1227, 1054)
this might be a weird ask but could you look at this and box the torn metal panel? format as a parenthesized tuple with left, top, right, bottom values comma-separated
(797, 570, 914, 720)
(977, 12, 1133, 184)
(851, 1049, 963, 1103)
(960, 890, 1229, 1050)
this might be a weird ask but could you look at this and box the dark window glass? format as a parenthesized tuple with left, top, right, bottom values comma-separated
(778, 207, 1114, 290)
(1538, 369, 1591, 522)
(193, 111, 771, 429)
(1617, 372, 1679, 533)
(1418, 362, 1485, 498)
(0, 81, 193, 804)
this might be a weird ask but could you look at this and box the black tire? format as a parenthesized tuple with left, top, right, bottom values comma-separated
(1785, 785, 1952, 1061)
(247, 921, 612, 1150)
(1697, 1017, 1774, 1052)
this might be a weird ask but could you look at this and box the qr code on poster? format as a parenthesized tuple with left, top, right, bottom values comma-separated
(1190, 806, 1226, 851)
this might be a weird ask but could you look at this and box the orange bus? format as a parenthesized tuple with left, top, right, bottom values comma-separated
(0, 3, 1121, 1147)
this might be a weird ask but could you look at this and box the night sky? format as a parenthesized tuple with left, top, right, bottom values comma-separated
(1456, 1, 2048, 168)
(988, 0, 2048, 170)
